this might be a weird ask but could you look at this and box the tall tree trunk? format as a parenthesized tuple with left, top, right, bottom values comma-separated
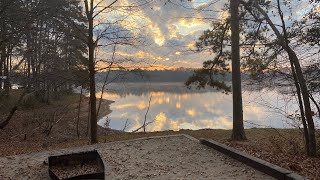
(230, 0, 247, 141)
(85, 0, 98, 144)
(26, 24, 31, 91)
(4, 50, 9, 94)
(277, 0, 310, 154)
(76, 85, 83, 138)
(0, 52, 2, 90)
(290, 61, 310, 154)
(0, 45, 5, 91)
(287, 49, 317, 156)
(248, 0, 317, 156)
(0, 15, 5, 93)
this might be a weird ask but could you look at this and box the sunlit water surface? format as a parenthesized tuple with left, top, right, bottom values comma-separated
(96, 82, 320, 132)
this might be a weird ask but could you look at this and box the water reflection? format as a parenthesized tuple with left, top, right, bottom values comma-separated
(97, 83, 319, 132)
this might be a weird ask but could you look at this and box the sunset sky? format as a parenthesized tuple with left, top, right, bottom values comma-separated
(94, 0, 315, 70)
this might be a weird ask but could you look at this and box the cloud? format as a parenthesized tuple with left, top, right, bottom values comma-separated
(185, 109, 197, 117)
(94, 0, 226, 69)
(151, 112, 167, 131)
(96, 0, 312, 70)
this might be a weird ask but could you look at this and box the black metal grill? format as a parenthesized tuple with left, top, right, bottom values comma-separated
(48, 150, 105, 180)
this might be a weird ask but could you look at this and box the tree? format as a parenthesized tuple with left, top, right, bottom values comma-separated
(0, 0, 24, 95)
(186, 0, 247, 141)
(82, 0, 146, 143)
(0, 0, 88, 128)
(186, 0, 319, 153)
(240, 0, 317, 156)
(83, 0, 119, 144)
(84, 0, 98, 144)
(230, 0, 246, 141)
(185, 20, 231, 92)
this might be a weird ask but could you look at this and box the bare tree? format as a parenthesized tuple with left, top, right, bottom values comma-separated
(83, 0, 148, 143)
(143, 95, 152, 133)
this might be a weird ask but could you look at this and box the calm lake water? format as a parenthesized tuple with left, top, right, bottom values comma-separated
(96, 82, 319, 132)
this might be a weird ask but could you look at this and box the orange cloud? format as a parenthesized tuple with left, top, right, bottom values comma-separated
(185, 109, 197, 117)
(114, 100, 146, 110)
(151, 112, 167, 131)
(176, 102, 181, 109)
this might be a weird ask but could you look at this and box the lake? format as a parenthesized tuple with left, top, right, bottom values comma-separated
(96, 82, 319, 132)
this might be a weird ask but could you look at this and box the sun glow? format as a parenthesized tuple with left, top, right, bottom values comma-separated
(185, 109, 197, 117)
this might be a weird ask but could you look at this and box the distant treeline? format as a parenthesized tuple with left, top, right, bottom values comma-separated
(96, 70, 236, 83)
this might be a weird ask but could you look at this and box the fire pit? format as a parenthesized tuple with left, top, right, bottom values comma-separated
(48, 150, 105, 180)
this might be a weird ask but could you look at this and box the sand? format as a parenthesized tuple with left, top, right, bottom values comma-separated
(0, 135, 274, 180)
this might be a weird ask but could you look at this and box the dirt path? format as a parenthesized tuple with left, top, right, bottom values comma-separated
(0, 135, 274, 180)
